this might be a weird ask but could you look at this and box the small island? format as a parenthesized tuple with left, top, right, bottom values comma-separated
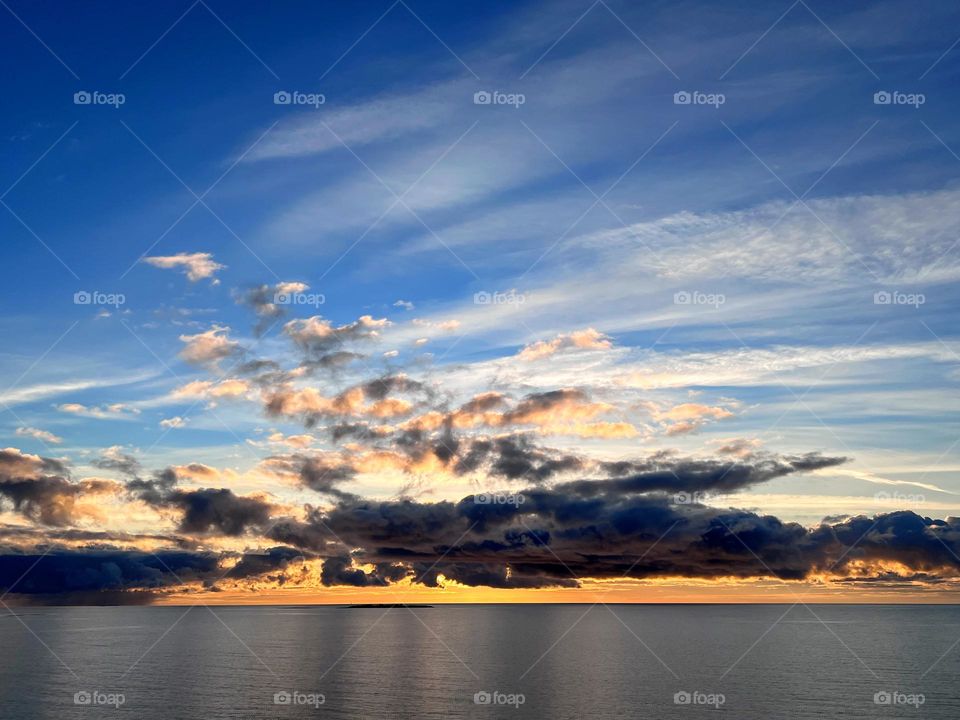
(343, 603, 434, 608)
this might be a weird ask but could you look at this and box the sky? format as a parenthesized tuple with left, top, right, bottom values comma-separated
(1, 0, 960, 604)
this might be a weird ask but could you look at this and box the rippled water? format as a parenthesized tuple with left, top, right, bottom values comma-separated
(0, 604, 957, 718)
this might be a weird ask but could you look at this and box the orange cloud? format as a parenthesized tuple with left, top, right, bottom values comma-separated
(518, 328, 612, 361)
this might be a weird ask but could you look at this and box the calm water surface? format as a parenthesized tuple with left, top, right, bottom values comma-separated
(0, 604, 957, 719)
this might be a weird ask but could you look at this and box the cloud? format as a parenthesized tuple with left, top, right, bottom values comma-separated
(258, 454, 960, 591)
(0, 448, 121, 526)
(15, 427, 63, 444)
(320, 555, 391, 587)
(412, 318, 461, 332)
(284, 315, 390, 356)
(93, 446, 142, 479)
(259, 453, 357, 498)
(245, 80, 464, 161)
(143, 252, 225, 283)
(640, 401, 737, 436)
(160, 416, 186, 429)
(179, 326, 241, 368)
(518, 328, 612, 361)
(171, 378, 251, 401)
(0, 442, 952, 598)
(0, 546, 307, 603)
(125, 467, 275, 536)
(234, 282, 310, 334)
(170, 488, 274, 536)
(399, 389, 639, 439)
(55, 403, 140, 419)
(263, 374, 422, 425)
(266, 432, 315, 449)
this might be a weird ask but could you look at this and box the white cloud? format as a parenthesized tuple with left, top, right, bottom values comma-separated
(56, 402, 141, 419)
(144, 252, 225, 283)
(15, 427, 63, 444)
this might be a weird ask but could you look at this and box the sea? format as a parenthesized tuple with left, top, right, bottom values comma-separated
(0, 604, 957, 718)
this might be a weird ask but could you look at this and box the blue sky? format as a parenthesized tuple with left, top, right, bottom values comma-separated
(3, 0, 960, 566)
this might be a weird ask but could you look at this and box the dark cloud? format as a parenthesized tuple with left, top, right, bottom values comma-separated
(234, 284, 285, 335)
(92, 448, 142, 479)
(0, 548, 219, 601)
(302, 351, 365, 373)
(321, 554, 389, 586)
(264, 455, 960, 589)
(361, 375, 424, 401)
(225, 546, 308, 581)
(0, 545, 312, 604)
(0, 524, 197, 548)
(501, 388, 587, 423)
(453, 435, 583, 482)
(0, 476, 87, 526)
(126, 467, 177, 505)
(171, 488, 275, 536)
(0, 451, 118, 526)
(263, 454, 357, 499)
(127, 468, 274, 536)
(329, 423, 392, 443)
(1, 440, 951, 598)
(284, 315, 389, 357)
(586, 451, 848, 495)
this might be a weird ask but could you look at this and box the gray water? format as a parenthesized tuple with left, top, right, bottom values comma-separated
(0, 604, 957, 719)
